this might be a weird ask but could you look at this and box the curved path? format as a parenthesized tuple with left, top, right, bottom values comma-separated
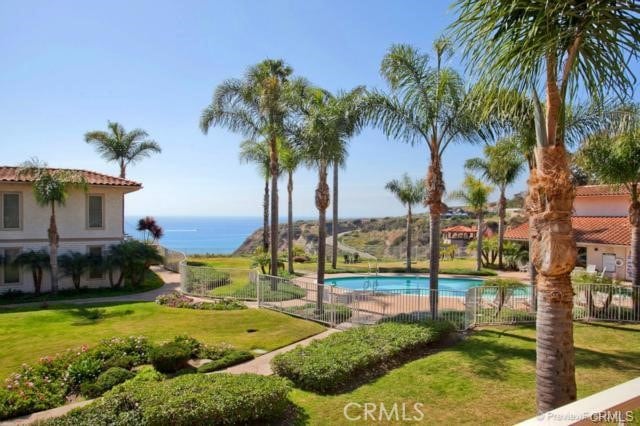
(326, 231, 377, 260)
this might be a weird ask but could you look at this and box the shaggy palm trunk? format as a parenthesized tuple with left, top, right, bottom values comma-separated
(48, 204, 59, 294)
(629, 195, 640, 320)
(475, 211, 483, 272)
(315, 162, 330, 315)
(406, 205, 412, 273)
(263, 178, 270, 251)
(331, 164, 338, 270)
(32, 267, 42, 295)
(498, 189, 507, 270)
(269, 137, 279, 277)
(119, 160, 127, 179)
(427, 151, 445, 320)
(529, 143, 577, 413)
(287, 171, 294, 274)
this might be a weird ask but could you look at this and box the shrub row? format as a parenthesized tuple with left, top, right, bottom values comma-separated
(45, 374, 291, 426)
(197, 350, 254, 373)
(271, 321, 453, 393)
(155, 292, 247, 310)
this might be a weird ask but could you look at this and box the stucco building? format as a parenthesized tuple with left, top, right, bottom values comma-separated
(0, 166, 141, 292)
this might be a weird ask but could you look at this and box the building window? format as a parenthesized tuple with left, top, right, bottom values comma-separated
(2, 193, 21, 230)
(88, 246, 104, 279)
(1, 248, 21, 284)
(87, 195, 104, 229)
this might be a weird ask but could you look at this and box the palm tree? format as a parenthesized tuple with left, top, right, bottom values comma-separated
(330, 159, 344, 270)
(85, 121, 161, 179)
(451, 0, 640, 412)
(58, 252, 91, 290)
(449, 175, 493, 272)
(364, 40, 478, 318)
(104, 244, 126, 288)
(137, 216, 164, 244)
(17, 160, 86, 294)
(14, 250, 50, 295)
(385, 174, 425, 272)
(577, 104, 640, 318)
(280, 141, 302, 274)
(297, 87, 365, 314)
(465, 137, 525, 269)
(201, 59, 306, 275)
(239, 139, 272, 251)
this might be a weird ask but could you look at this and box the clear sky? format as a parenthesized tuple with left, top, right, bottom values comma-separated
(1, 1, 637, 219)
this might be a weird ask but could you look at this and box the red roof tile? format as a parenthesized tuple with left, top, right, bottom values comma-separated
(0, 166, 141, 187)
(441, 225, 475, 233)
(575, 185, 629, 197)
(505, 216, 630, 246)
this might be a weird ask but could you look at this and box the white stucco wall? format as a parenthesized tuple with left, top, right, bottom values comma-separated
(574, 195, 628, 217)
(584, 244, 629, 281)
(0, 182, 136, 293)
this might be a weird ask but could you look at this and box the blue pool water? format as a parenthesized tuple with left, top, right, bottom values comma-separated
(324, 276, 484, 293)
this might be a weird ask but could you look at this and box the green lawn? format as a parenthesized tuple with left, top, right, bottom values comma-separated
(0, 301, 325, 379)
(0, 271, 164, 306)
(291, 322, 640, 425)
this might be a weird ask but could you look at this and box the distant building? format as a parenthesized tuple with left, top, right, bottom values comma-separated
(505, 185, 631, 281)
(0, 166, 141, 293)
(441, 224, 495, 249)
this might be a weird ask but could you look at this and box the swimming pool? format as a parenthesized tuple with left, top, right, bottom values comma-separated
(324, 276, 484, 293)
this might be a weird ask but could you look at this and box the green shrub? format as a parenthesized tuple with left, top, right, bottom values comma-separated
(102, 354, 136, 370)
(80, 367, 135, 398)
(149, 342, 191, 373)
(130, 366, 164, 383)
(91, 336, 151, 366)
(271, 321, 453, 393)
(196, 350, 254, 373)
(197, 342, 234, 360)
(66, 356, 103, 387)
(172, 335, 202, 357)
(45, 374, 291, 426)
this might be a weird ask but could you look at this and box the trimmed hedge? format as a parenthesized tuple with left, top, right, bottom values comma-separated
(45, 374, 292, 426)
(197, 350, 254, 373)
(80, 367, 135, 398)
(149, 342, 191, 373)
(271, 321, 453, 393)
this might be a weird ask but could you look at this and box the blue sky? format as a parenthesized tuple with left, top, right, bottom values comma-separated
(1, 1, 637, 219)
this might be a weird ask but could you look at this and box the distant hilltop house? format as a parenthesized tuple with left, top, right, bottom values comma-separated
(441, 224, 495, 249)
(442, 208, 469, 219)
(0, 166, 141, 292)
(505, 184, 632, 281)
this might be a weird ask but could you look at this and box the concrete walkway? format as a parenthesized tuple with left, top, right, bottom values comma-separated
(0, 266, 179, 309)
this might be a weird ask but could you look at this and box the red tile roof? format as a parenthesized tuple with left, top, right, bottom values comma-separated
(575, 185, 629, 197)
(505, 216, 630, 246)
(0, 166, 141, 187)
(441, 225, 475, 233)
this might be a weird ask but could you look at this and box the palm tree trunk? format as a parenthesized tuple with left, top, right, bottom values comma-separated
(269, 137, 279, 276)
(529, 143, 577, 413)
(32, 268, 40, 295)
(476, 211, 483, 272)
(427, 151, 445, 320)
(331, 164, 339, 270)
(406, 205, 412, 273)
(287, 170, 294, 274)
(629, 192, 640, 320)
(119, 160, 126, 179)
(315, 162, 330, 315)
(498, 188, 507, 270)
(48, 203, 59, 294)
(263, 178, 270, 251)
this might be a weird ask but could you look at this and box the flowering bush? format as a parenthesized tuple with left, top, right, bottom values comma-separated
(155, 292, 246, 310)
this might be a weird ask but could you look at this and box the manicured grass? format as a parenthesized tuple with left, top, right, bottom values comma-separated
(0, 272, 164, 306)
(291, 322, 640, 425)
(0, 301, 325, 379)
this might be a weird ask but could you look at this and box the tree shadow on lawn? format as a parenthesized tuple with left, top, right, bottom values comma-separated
(65, 306, 135, 325)
(451, 326, 640, 381)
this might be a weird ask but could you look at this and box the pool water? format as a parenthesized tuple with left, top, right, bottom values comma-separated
(324, 276, 484, 293)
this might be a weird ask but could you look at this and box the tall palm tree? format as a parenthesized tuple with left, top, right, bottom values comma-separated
(451, 0, 640, 412)
(14, 250, 50, 295)
(17, 160, 86, 294)
(465, 137, 525, 269)
(239, 139, 272, 251)
(84, 121, 161, 178)
(449, 175, 493, 271)
(364, 39, 478, 318)
(201, 59, 306, 275)
(330, 159, 345, 270)
(297, 87, 365, 314)
(385, 174, 425, 272)
(577, 104, 640, 318)
(280, 141, 302, 274)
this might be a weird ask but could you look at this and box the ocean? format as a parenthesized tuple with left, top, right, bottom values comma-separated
(124, 216, 263, 255)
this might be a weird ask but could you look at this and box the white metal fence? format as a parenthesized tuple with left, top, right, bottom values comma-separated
(156, 246, 186, 273)
(172, 256, 640, 329)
